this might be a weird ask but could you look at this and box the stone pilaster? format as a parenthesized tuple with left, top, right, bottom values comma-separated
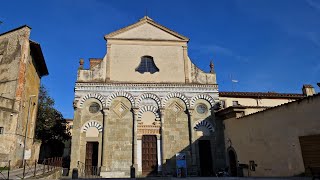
(105, 44, 111, 81)
(132, 108, 139, 171)
(183, 46, 190, 83)
(101, 108, 109, 171)
(70, 107, 82, 170)
(188, 109, 197, 165)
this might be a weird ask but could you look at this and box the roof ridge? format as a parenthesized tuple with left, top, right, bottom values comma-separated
(104, 16, 189, 41)
(237, 93, 320, 119)
(0, 25, 31, 37)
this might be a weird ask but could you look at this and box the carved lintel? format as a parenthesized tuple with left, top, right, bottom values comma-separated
(137, 128, 160, 135)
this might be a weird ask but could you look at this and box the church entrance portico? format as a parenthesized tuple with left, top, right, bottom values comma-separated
(137, 109, 162, 176)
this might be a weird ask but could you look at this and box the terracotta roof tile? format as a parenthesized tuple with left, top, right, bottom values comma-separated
(303, 84, 314, 88)
(237, 93, 320, 119)
(219, 91, 304, 99)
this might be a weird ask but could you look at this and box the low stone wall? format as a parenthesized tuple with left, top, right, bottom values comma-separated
(27, 168, 62, 179)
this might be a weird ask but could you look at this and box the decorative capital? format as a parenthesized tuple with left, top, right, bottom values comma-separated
(102, 108, 110, 115)
(132, 107, 139, 115)
(188, 108, 195, 116)
(159, 108, 165, 115)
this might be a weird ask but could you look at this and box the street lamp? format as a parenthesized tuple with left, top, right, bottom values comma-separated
(22, 95, 36, 167)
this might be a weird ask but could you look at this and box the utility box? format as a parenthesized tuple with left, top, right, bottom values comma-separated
(176, 153, 187, 178)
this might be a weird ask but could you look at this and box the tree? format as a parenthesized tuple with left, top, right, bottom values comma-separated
(35, 85, 70, 158)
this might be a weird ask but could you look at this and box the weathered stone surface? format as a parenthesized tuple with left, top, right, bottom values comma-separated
(70, 17, 219, 178)
(0, 26, 47, 167)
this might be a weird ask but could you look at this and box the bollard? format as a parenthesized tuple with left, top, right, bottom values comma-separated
(130, 166, 135, 178)
(72, 168, 78, 179)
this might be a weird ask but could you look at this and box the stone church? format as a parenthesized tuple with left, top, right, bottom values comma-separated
(70, 16, 223, 177)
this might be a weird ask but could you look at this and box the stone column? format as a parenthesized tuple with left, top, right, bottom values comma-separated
(159, 108, 165, 174)
(157, 138, 162, 172)
(101, 108, 109, 171)
(132, 108, 139, 171)
(188, 109, 197, 165)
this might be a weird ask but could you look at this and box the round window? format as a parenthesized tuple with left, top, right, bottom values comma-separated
(196, 103, 208, 114)
(89, 103, 100, 113)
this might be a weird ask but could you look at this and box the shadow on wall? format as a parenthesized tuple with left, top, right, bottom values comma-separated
(142, 112, 228, 177)
(38, 140, 65, 162)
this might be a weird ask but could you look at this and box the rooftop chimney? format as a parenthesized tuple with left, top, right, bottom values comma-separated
(302, 84, 316, 96)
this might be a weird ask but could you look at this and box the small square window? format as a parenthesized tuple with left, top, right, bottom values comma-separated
(0, 127, 4, 134)
(232, 101, 239, 106)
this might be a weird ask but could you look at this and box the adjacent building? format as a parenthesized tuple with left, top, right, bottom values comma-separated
(218, 84, 316, 117)
(0, 25, 49, 167)
(219, 91, 320, 177)
(71, 16, 221, 177)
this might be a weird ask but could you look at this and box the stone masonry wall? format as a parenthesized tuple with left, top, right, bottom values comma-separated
(104, 97, 133, 176)
(0, 26, 39, 167)
(163, 98, 190, 175)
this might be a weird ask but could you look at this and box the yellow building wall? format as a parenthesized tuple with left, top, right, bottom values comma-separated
(220, 97, 296, 108)
(224, 95, 320, 176)
(108, 43, 185, 83)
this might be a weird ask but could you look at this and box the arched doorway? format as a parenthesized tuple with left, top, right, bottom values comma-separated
(228, 148, 237, 176)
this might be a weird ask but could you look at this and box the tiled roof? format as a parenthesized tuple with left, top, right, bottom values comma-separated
(238, 93, 320, 119)
(303, 84, 314, 88)
(29, 40, 49, 77)
(219, 91, 304, 99)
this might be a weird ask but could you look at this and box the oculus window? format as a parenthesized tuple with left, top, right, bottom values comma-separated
(135, 56, 159, 74)
(89, 102, 100, 113)
(196, 103, 208, 114)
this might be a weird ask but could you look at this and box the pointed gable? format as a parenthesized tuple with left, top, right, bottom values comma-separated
(104, 16, 189, 42)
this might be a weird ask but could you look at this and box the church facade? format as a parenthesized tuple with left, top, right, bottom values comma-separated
(70, 16, 223, 177)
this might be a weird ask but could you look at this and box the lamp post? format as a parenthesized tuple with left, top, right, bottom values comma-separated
(22, 95, 36, 167)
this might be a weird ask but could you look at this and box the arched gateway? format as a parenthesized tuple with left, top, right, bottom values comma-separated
(71, 16, 220, 178)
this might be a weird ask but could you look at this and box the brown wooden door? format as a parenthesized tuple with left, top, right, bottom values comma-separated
(85, 142, 93, 167)
(142, 135, 158, 175)
(299, 134, 320, 175)
(85, 142, 99, 175)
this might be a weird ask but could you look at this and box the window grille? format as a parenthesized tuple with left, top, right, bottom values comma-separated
(135, 56, 159, 74)
(0, 127, 3, 134)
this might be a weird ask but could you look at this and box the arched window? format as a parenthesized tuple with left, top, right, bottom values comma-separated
(135, 56, 159, 74)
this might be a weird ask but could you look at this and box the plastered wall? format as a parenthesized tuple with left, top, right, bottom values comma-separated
(224, 95, 320, 176)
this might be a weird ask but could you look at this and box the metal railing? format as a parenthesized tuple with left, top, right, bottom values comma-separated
(0, 160, 10, 180)
(77, 161, 100, 178)
(0, 157, 62, 179)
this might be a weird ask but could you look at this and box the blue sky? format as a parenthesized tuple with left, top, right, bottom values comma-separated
(1, 0, 320, 118)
